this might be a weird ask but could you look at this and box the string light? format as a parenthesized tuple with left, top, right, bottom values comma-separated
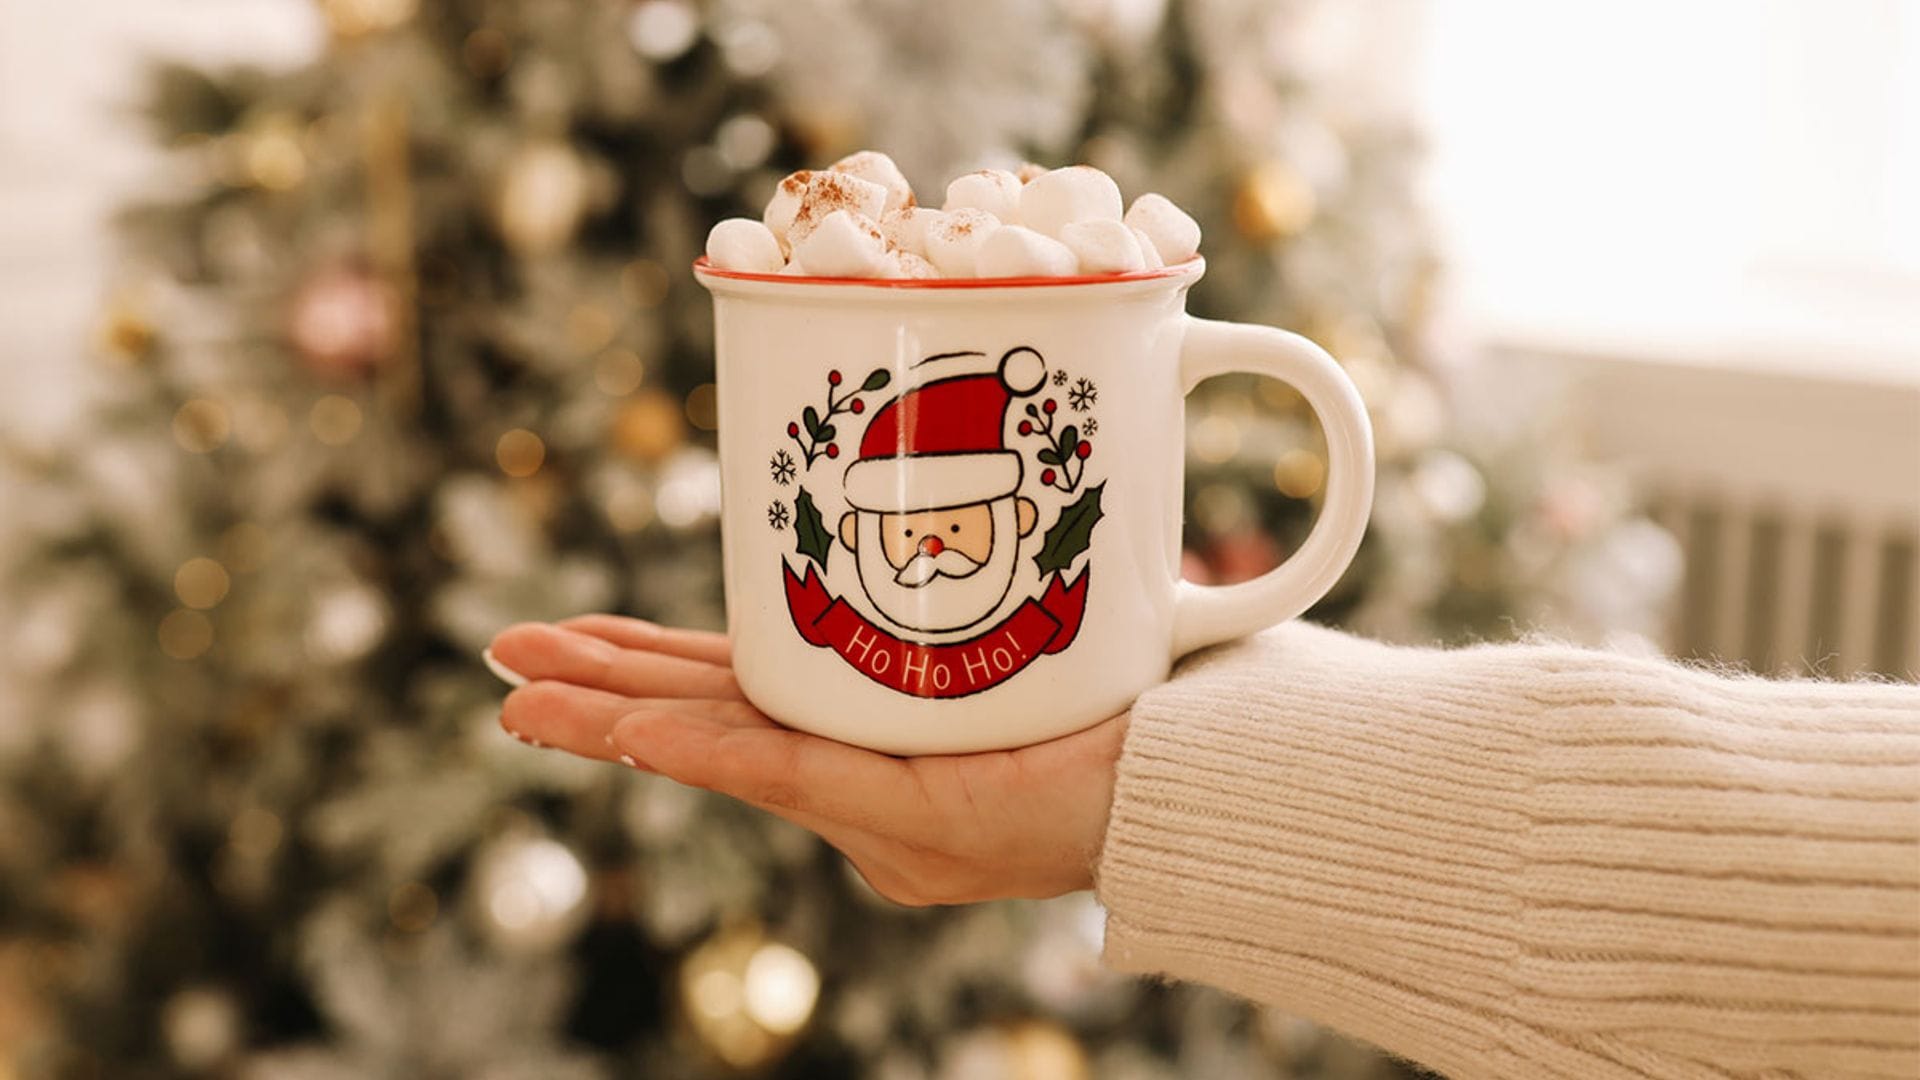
(496, 428, 546, 477)
(308, 395, 364, 446)
(594, 348, 646, 396)
(628, 0, 701, 61)
(158, 609, 214, 660)
(174, 557, 231, 610)
(565, 303, 616, 354)
(619, 259, 670, 307)
(244, 115, 307, 192)
(1189, 415, 1242, 464)
(1273, 448, 1326, 499)
(611, 391, 686, 463)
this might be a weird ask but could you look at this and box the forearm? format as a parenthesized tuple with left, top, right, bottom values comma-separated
(1094, 622, 1920, 1080)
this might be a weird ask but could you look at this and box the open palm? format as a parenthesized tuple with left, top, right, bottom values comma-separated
(489, 617, 1127, 905)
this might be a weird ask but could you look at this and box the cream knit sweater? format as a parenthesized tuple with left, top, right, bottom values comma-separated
(1094, 623, 1920, 1080)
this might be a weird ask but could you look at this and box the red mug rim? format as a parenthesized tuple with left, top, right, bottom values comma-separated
(691, 255, 1203, 289)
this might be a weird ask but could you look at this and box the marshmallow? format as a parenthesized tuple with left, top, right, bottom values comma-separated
(1060, 218, 1145, 275)
(1018, 165, 1123, 240)
(705, 217, 785, 273)
(777, 260, 811, 276)
(878, 206, 938, 257)
(884, 250, 940, 279)
(975, 225, 1079, 278)
(1131, 225, 1165, 270)
(786, 171, 890, 250)
(830, 150, 915, 213)
(762, 169, 813, 253)
(923, 208, 1002, 278)
(1124, 192, 1201, 264)
(1016, 161, 1048, 183)
(790, 209, 889, 278)
(943, 169, 1022, 224)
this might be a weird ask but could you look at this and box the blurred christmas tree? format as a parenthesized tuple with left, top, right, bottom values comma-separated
(0, 1, 1674, 1078)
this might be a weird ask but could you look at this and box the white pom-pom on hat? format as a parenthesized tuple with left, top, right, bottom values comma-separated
(999, 346, 1047, 395)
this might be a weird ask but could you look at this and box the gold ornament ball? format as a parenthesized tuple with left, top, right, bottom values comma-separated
(679, 923, 820, 1070)
(1233, 161, 1317, 242)
(611, 390, 687, 463)
(494, 140, 591, 257)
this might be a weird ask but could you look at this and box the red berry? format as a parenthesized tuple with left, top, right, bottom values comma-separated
(850, 398, 865, 414)
(826, 442, 840, 459)
(1076, 440, 1091, 458)
(1043, 398, 1057, 414)
(1018, 420, 1033, 436)
(828, 370, 843, 385)
(787, 421, 799, 437)
(1041, 468, 1056, 485)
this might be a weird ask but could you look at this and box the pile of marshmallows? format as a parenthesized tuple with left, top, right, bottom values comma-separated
(704, 151, 1201, 280)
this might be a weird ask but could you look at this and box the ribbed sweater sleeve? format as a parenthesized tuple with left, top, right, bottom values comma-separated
(1093, 622, 1920, 1080)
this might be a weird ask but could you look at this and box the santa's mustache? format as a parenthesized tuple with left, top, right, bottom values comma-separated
(893, 547, 985, 587)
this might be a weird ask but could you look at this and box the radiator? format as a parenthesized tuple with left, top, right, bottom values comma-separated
(1498, 346, 1920, 680)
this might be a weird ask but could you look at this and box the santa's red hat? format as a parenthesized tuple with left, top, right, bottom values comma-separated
(844, 347, 1047, 511)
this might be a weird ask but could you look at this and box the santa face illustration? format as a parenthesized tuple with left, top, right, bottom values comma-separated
(836, 348, 1047, 635)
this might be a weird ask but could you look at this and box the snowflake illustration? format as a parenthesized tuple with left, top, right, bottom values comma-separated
(769, 449, 796, 486)
(1068, 376, 1097, 412)
(767, 501, 790, 530)
(1081, 417, 1098, 436)
(1052, 369, 1069, 387)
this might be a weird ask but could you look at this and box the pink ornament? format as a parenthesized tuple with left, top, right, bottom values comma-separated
(289, 266, 396, 379)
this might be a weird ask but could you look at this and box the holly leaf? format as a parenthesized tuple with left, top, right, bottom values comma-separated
(817, 423, 836, 440)
(793, 486, 832, 570)
(1033, 482, 1104, 577)
(803, 406, 822, 438)
(861, 368, 891, 392)
(1060, 425, 1077, 453)
(1037, 448, 1061, 466)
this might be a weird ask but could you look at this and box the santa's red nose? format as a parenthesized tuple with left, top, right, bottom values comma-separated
(920, 535, 944, 557)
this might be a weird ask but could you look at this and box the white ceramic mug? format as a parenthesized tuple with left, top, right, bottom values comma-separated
(696, 258, 1373, 755)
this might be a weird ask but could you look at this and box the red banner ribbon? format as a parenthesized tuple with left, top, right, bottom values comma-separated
(783, 561, 1088, 699)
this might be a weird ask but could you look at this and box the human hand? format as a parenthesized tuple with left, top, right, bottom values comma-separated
(486, 617, 1127, 905)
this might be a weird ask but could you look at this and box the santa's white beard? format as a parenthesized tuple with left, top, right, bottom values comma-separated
(855, 498, 1020, 635)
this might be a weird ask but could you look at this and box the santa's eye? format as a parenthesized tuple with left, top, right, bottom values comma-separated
(949, 524, 960, 533)
(903, 529, 914, 538)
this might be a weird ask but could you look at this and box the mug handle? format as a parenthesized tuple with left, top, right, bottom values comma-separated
(1171, 317, 1376, 658)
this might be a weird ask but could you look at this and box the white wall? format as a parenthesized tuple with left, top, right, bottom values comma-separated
(0, 0, 319, 438)
(1416, 0, 1920, 381)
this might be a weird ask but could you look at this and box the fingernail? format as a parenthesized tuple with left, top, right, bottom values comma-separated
(481, 648, 529, 688)
(557, 627, 617, 663)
